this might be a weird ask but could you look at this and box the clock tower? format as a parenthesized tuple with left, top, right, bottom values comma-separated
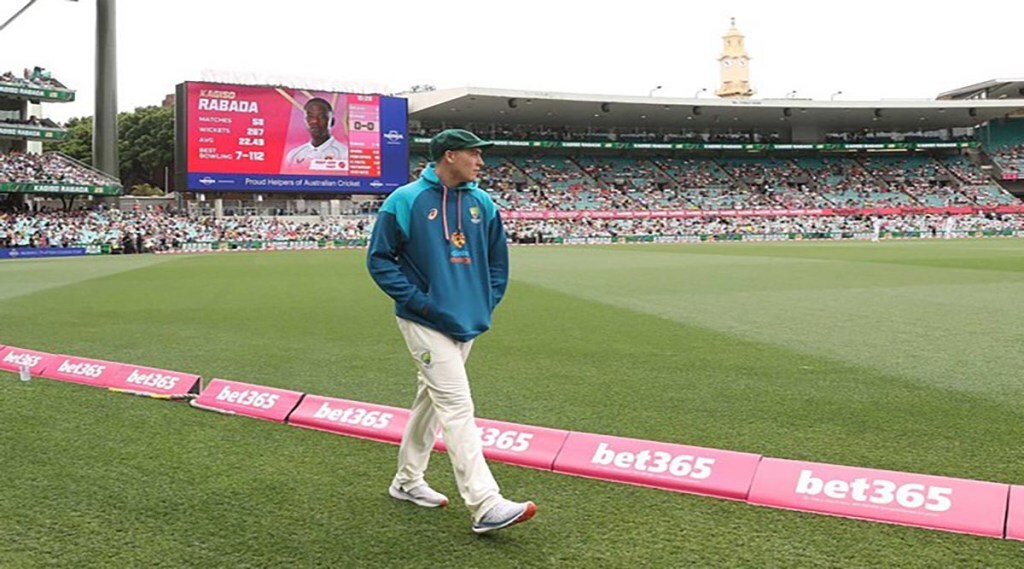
(716, 18, 755, 99)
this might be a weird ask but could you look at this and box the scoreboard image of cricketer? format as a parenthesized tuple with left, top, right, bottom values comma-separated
(175, 81, 409, 193)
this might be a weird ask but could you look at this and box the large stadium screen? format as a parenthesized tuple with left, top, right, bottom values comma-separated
(175, 82, 408, 193)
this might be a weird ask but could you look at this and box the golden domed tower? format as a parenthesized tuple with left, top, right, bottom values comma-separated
(716, 18, 755, 99)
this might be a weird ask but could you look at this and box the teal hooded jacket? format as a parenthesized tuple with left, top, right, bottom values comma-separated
(366, 163, 509, 342)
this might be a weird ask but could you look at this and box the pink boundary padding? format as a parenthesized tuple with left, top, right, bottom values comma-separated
(41, 355, 124, 387)
(0, 345, 58, 376)
(287, 395, 410, 444)
(747, 458, 1009, 538)
(1001, 486, 1024, 540)
(434, 417, 571, 471)
(5, 341, 1022, 540)
(552, 431, 762, 500)
(193, 378, 304, 423)
(106, 364, 202, 397)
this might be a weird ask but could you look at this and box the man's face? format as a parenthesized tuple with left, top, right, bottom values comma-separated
(446, 148, 484, 184)
(305, 102, 332, 140)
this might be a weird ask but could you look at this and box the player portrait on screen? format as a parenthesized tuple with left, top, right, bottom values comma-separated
(284, 97, 349, 172)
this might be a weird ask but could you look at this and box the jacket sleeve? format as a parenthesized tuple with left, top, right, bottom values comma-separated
(488, 209, 510, 311)
(366, 210, 430, 316)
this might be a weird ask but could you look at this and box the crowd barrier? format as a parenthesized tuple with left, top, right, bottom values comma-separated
(146, 230, 1020, 254)
(1, 342, 1021, 539)
(3, 231, 1022, 260)
(154, 239, 368, 255)
(537, 229, 1024, 246)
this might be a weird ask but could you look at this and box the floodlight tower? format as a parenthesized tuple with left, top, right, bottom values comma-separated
(94, 0, 117, 179)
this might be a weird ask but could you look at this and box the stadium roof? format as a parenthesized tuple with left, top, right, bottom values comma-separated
(936, 78, 1024, 101)
(407, 87, 1024, 133)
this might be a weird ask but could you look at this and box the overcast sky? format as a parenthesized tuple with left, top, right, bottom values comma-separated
(1, 0, 1021, 123)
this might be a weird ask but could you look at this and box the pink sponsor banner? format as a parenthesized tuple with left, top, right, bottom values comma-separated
(1002, 486, 1024, 540)
(192, 378, 303, 423)
(501, 205, 1024, 220)
(434, 418, 571, 471)
(552, 432, 762, 500)
(747, 458, 1009, 538)
(107, 364, 202, 398)
(504, 209, 829, 220)
(287, 395, 409, 444)
(41, 355, 124, 387)
(947, 206, 975, 215)
(0, 346, 58, 376)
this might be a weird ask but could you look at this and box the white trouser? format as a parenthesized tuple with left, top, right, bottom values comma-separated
(393, 317, 501, 520)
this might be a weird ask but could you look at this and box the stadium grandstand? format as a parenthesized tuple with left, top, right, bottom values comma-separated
(394, 85, 1024, 240)
(5, 76, 1024, 253)
(0, 64, 121, 214)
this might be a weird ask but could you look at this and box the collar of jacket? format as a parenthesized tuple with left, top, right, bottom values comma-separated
(421, 162, 479, 192)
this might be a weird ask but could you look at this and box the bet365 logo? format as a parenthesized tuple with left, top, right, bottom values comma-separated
(3, 352, 41, 367)
(795, 469, 952, 512)
(591, 442, 715, 479)
(215, 386, 279, 409)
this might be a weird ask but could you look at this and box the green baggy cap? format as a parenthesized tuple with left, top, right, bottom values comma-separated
(428, 129, 494, 161)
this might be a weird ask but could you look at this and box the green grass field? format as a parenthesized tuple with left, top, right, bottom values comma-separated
(2, 239, 1024, 567)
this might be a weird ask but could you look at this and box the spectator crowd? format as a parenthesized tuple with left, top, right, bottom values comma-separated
(469, 152, 1018, 212)
(503, 214, 1024, 242)
(993, 144, 1023, 175)
(410, 125, 974, 146)
(1, 116, 60, 129)
(3, 144, 1023, 254)
(1, 152, 118, 186)
(2, 206, 1021, 253)
(0, 208, 370, 252)
(0, 66, 69, 90)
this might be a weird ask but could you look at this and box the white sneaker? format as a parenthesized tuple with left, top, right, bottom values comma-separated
(388, 483, 449, 508)
(472, 499, 536, 534)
